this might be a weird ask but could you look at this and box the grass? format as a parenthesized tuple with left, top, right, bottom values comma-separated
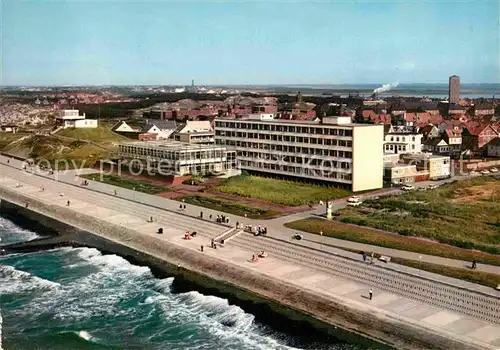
(179, 195, 280, 219)
(335, 177, 500, 255)
(211, 174, 350, 206)
(57, 126, 128, 143)
(0, 133, 29, 150)
(81, 174, 172, 194)
(285, 218, 500, 266)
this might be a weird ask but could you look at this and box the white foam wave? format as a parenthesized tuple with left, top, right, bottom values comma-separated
(75, 330, 101, 344)
(0, 217, 39, 245)
(76, 247, 150, 275)
(0, 265, 60, 294)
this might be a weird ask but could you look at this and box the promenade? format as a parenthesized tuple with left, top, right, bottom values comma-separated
(1, 160, 500, 349)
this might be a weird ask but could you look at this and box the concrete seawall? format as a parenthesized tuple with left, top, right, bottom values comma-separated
(0, 186, 491, 350)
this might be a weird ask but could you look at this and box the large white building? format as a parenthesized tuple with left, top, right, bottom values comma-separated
(214, 115, 383, 192)
(117, 141, 239, 177)
(383, 125, 423, 155)
(56, 109, 98, 129)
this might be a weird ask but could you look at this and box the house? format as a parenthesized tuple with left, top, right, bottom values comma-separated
(56, 109, 98, 129)
(383, 132, 423, 154)
(172, 120, 215, 144)
(401, 154, 451, 180)
(419, 124, 440, 140)
(440, 124, 462, 152)
(462, 123, 499, 152)
(472, 103, 495, 116)
(487, 138, 500, 157)
(0, 125, 19, 133)
(141, 120, 178, 140)
(423, 138, 452, 154)
(111, 121, 137, 133)
(383, 163, 429, 184)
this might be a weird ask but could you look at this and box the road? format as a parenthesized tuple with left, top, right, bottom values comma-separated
(1, 162, 500, 349)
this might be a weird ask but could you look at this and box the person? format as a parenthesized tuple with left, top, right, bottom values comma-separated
(209, 214, 212, 220)
(362, 251, 367, 262)
(211, 239, 215, 248)
(369, 289, 373, 300)
(200, 245, 204, 252)
(183, 204, 186, 210)
(41, 187, 45, 192)
(25, 203, 29, 208)
(200, 211, 203, 219)
(226, 217, 229, 224)
(7, 159, 9, 163)
(472, 260, 477, 269)
(114, 190, 117, 195)
(149, 216, 153, 222)
(67, 200, 70, 206)
(179, 204, 183, 210)
(320, 231, 323, 236)
(236, 221, 239, 229)
(263, 227, 267, 235)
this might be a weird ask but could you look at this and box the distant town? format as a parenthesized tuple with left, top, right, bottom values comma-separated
(1, 77, 499, 192)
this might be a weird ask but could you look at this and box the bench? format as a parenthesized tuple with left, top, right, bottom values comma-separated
(379, 255, 391, 263)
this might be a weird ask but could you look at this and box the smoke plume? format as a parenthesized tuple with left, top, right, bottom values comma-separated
(373, 81, 399, 94)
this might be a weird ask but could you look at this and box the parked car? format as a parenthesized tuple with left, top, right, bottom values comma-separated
(481, 169, 490, 175)
(427, 184, 438, 190)
(347, 196, 362, 206)
(401, 185, 415, 191)
(490, 167, 498, 173)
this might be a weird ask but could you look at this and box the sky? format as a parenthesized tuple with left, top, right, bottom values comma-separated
(1, 0, 499, 86)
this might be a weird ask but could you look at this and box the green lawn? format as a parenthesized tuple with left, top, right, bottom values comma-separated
(179, 195, 280, 219)
(211, 174, 350, 206)
(334, 177, 500, 255)
(57, 126, 127, 142)
(81, 174, 171, 194)
(0, 133, 29, 150)
(285, 218, 500, 266)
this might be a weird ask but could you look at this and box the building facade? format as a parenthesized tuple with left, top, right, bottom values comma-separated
(214, 115, 383, 192)
(383, 163, 429, 184)
(487, 138, 500, 157)
(401, 154, 451, 180)
(173, 121, 215, 144)
(449, 75, 460, 104)
(56, 109, 98, 129)
(117, 141, 238, 177)
(383, 132, 423, 154)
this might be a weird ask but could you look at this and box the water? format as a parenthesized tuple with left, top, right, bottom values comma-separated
(0, 217, 370, 350)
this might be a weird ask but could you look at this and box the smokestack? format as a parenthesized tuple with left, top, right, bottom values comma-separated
(192, 79, 194, 87)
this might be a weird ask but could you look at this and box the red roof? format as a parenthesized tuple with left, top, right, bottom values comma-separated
(462, 122, 494, 136)
(405, 112, 431, 124)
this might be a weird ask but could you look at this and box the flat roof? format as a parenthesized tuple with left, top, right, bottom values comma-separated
(215, 118, 379, 128)
(402, 153, 450, 160)
(119, 140, 227, 151)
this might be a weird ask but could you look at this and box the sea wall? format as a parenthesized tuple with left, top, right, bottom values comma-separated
(0, 187, 489, 350)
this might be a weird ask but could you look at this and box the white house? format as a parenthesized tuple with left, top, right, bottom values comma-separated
(384, 132, 423, 154)
(423, 138, 452, 154)
(173, 120, 215, 144)
(141, 120, 178, 140)
(112, 121, 136, 133)
(56, 109, 98, 129)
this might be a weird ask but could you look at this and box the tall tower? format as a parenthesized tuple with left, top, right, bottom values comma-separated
(448, 75, 460, 104)
(191, 79, 195, 87)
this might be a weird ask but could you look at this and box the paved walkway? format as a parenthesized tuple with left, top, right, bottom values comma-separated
(3, 155, 497, 277)
(1, 173, 500, 349)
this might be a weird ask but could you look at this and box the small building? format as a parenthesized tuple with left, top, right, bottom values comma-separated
(487, 138, 500, 157)
(383, 163, 429, 184)
(0, 125, 19, 133)
(419, 124, 440, 140)
(142, 120, 178, 140)
(401, 154, 451, 180)
(423, 138, 452, 154)
(462, 123, 499, 152)
(117, 141, 239, 177)
(56, 109, 98, 129)
(112, 121, 137, 133)
(172, 121, 215, 144)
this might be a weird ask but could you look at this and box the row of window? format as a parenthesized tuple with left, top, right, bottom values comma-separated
(215, 131, 353, 147)
(119, 146, 228, 160)
(216, 140, 353, 158)
(239, 160, 353, 181)
(238, 152, 352, 169)
(215, 121, 353, 136)
(387, 136, 418, 142)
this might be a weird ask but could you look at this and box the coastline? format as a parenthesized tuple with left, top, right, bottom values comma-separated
(0, 186, 495, 350)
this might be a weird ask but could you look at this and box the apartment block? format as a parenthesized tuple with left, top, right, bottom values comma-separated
(214, 115, 383, 192)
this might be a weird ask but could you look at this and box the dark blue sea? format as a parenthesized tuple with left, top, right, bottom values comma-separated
(0, 217, 373, 350)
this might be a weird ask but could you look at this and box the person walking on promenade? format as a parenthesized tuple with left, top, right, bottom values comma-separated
(209, 214, 212, 220)
(200, 211, 203, 219)
(179, 204, 183, 210)
(472, 260, 477, 269)
(369, 289, 373, 300)
(236, 221, 239, 229)
(67, 200, 70, 206)
(362, 251, 367, 262)
(200, 245, 204, 252)
(183, 204, 186, 210)
(114, 190, 117, 195)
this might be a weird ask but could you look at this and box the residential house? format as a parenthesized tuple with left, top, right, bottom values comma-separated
(423, 138, 452, 154)
(487, 138, 500, 157)
(440, 123, 463, 152)
(56, 109, 98, 129)
(111, 121, 137, 133)
(472, 103, 495, 117)
(461, 122, 499, 152)
(141, 120, 178, 140)
(384, 132, 423, 154)
(419, 124, 440, 140)
(172, 120, 215, 144)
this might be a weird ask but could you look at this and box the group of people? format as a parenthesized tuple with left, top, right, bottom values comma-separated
(252, 250, 268, 262)
(216, 214, 229, 224)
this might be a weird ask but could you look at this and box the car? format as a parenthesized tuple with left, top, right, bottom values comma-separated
(347, 201, 362, 207)
(401, 185, 415, 191)
(480, 169, 490, 175)
(427, 184, 438, 190)
(490, 167, 498, 173)
(347, 196, 361, 203)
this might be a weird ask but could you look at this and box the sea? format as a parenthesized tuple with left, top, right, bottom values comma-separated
(0, 217, 373, 350)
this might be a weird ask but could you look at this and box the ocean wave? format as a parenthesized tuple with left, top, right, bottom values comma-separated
(75, 247, 151, 275)
(0, 217, 40, 245)
(0, 265, 60, 294)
